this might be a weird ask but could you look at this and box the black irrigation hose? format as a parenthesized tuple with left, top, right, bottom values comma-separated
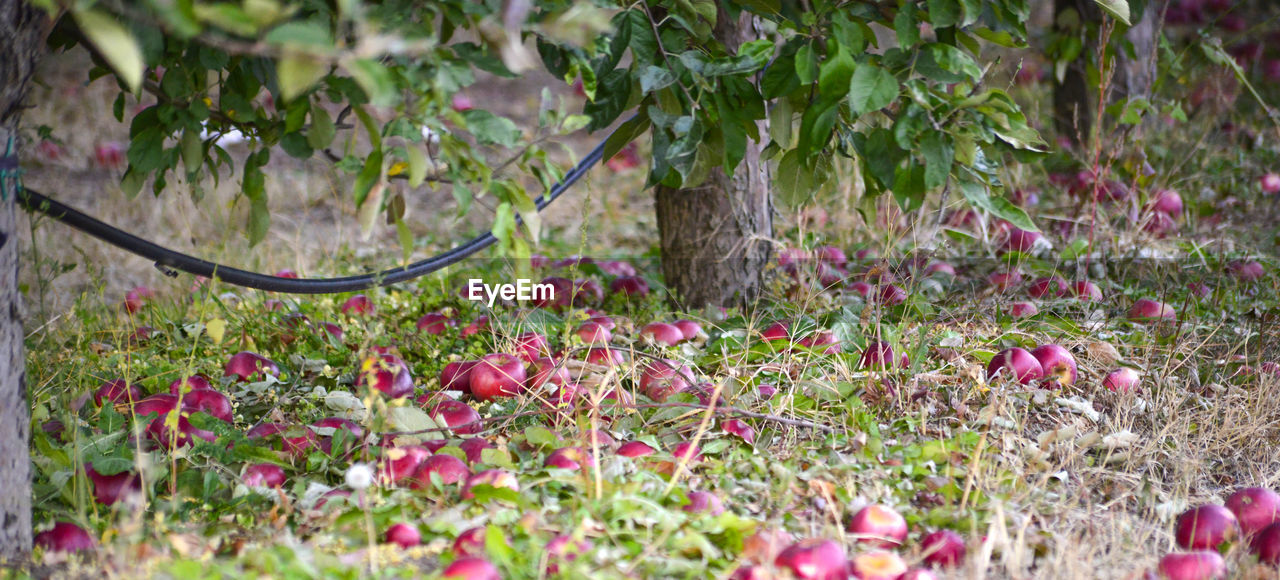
(16, 123, 618, 294)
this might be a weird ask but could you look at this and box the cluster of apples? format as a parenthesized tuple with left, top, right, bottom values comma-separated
(730, 504, 967, 579)
(986, 344, 1078, 389)
(1155, 487, 1280, 579)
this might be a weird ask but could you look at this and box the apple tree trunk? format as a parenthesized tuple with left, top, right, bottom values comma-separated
(0, 0, 50, 562)
(654, 6, 772, 309)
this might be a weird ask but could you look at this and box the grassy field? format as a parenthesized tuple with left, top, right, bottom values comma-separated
(13, 28, 1280, 580)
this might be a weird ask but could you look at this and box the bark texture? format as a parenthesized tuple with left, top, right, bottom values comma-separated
(1053, 0, 1099, 144)
(654, 6, 772, 309)
(0, 0, 51, 562)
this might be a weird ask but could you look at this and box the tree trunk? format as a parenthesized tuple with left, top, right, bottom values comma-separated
(1053, 0, 1098, 145)
(1118, 1, 1160, 103)
(0, 0, 51, 562)
(654, 6, 772, 309)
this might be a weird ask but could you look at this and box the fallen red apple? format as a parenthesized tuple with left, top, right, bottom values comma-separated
(598, 260, 636, 276)
(617, 441, 656, 457)
(798, 331, 840, 354)
(988, 270, 1023, 292)
(442, 557, 500, 580)
(1027, 276, 1067, 299)
(224, 351, 280, 383)
(682, 491, 726, 516)
(1251, 522, 1280, 566)
(94, 379, 142, 407)
(461, 469, 520, 499)
(412, 453, 471, 488)
(1156, 550, 1225, 580)
(848, 281, 873, 297)
(1103, 368, 1141, 393)
(180, 388, 233, 423)
(470, 353, 527, 401)
(1009, 302, 1039, 319)
(34, 521, 95, 553)
(545, 534, 593, 574)
(925, 262, 956, 279)
(1031, 344, 1078, 388)
(462, 316, 490, 337)
(761, 321, 791, 342)
(243, 463, 286, 488)
(453, 526, 488, 557)
(86, 463, 141, 505)
(167, 374, 213, 395)
(848, 549, 908, 580)
(920, 529, 966, 568)
(545, 447, 595, 470)
(1175, 504, 1239, 550)
(987, 347, 1044, 385)
(1070, 280, 1103, 301)
(533, 277, 574, 309)
(575, 321, 612, 345)
(340, 294, 374, 316)
(741, 528, 795, 564)
(429, 400, 482, 435)
(774, 538, 848, 580)
(416, 312, 454, 335)
(379, 446, 432, 485)
(527, 357, 570, 391)
(1001, 228, 1042, 254)
(609, 275, 650, 298)
(1151, 189, 1184, 215)
(877, 284, 908, 306)
(673, 320, 703, 341)
(639, 360, 692, 402)
(358, 352, 415, 399)
(640, 322, 684, 347)
(459, 438, 494, 464)
(571, 278, 604, 306)
(1129, 299, 1176, 323)
(1260, 173, 1280, 194)
(722, 419, 755, 444)
(1226, 487, 1280, 537)
(122, 286, 155, 314)
(584, 347, 624, 367)
(385, 523, 420, 548)
(146, 414, 216, 450)
(847, 504, 909, 548)
(1227, 260, 1265, 282)
(860, 341, 907, 371)
(514, 332, 550, 362)
(440, 360, 478, 393)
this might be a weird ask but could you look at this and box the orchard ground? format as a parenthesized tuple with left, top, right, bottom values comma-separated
(13, 34, 1280, 580)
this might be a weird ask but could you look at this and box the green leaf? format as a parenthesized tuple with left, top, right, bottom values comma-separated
(818, 47, 855, 97)
(795, 42, 817, 85)
(264, 20, 333, 50)
(73, 9, 145, 93)
(491, 201, 516, 251)
(180, 128, 203, 176)
(353, 150, 383, 207)
(242, 149, 271, 246)
(761, 53, 800, 99)
(775, 148, 815, 208)
(603, 112, 651, 166)
(958, 177, 1037, 232)
(584, 68, 632, 131)
(307, 105, 335, 150)
(917, 43, 982, 83)
(345, 58, 395, 106)
(278, 53, 327, 103)
(1094, 0, 1131, 25)
(404, 145, 428, 188)
(848, 64, 898, 114)
(638, 65, 677, 94)
(394, 213, 413, 263)
(192, 3, 260, 36)
(461, 110, 522, 148)
(797, 100, 838, 157)
(357, 180, 385, 240)
(919, 131, 954, 190)
(928, 0, 962, 28)
(894, 7, 920, 47)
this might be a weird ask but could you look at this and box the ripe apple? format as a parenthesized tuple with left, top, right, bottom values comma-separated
(181, 388, 233, 422)
(609, 275, 650, 298)
(640, 322, 684, 347)
(133, 393, 178, 418)
(459, 438, 494, 464)
(921, 529, 966, 568)
(848, 549, 908, 580)
(761, 321, 791, 342)
(442, 557, 500, 580)
(860, 341, 907, 371)
(1156, 550, 1225, 580)
(1031, 344, 1078, 388)
(545, 447, 595, 470)
(94, 379, 142, 407)
(462, 316, 490, 337)
(1227, 260, 1265, 282)
(1226, 487, 1280, 537)
(774, 538, 847, 580)
(1000, 228, 1042, 254)
(416, 312, 454, 334)
(1251, 522, 1280, 566)
(741, 528, 794, 564)
(1151, 189, 1184, 215)
(224, 351, 280, 383)
(379, 446, 432, 485)
(1009, 302, 1039, 318)
(598, 260, 636, 276)
(1103, 368, 1141, 392)
(682, 491, 726, 516)
(545, 535, 593, 574)
(470, 353, 527, 401)
(453, 527, 488, 557)
(242, 463, 286, 488)
(385, 523, 421, 548)
(575, 321, 612, 345)
(617, 441, 656, 457)
(86, 463, 140, 505)
(122, 286, 155, 314)
(1129, 299, 1176, 322)
(526, 357, 569, 391)
(533, 277, 574, 309)
(1260, 172, 1280, 194)
(798, 331, 840, 354)
(429, 400, 482, 435)
(585, 347, 624, 367)
(722, 419, 755, 444)
(588, 312, 616, 330)
(877, 284, 908, 306)
(1027, 276, 1067, 299)
(1175, 504, 1239, 550)
(146, 414, 216, 450)
(571, 278, 604, 306)
(847, 504, 908, 548)
(411, 454, 471, 488)
(167, 374, 214, 395)
(311, 417, 364, 455)
(461, 469, 520, 500)
(925, 262, 956, 279)
(988, 270, 1023, 292)
(359, 352, 415, 399)
(514, 332, 551, 361)
(440, 360, 478, 393)
(987, 347, 1044, 385)
(673, 319, 703, 341)
(639, 360, 692, 402)
(340, 294, 374, 316)
(34, 522, 95, 553)
(848, 281, 873, 297)
(1070, 280, 1103, 301)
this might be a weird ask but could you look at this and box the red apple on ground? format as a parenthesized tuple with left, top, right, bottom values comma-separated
(847, 504, 909, 548)
(514, 332, 550, 362)
(639, 360, 692, 402)
(442, 557, 500, 580)
(385, 523, 420, 548)
(682, 491, 726, 516)
(575, 321, 612, 345)
(86, 464, 141, 505)
(877, 284, 908, 306)
(1226, 487, 1280, 537)
(1009, 302, 1039, 319)
(416, 312, 454, 334)
(722, 419, 755, 444)
(1103, 368, 1141, 393)
(1001, 228, 1042, 254)
(429, 400, 482, 435)
(1070, 280, 1103, 301)
(470, 353, 527, 401)
(379, 446, 432, 485)
(1227, 260, 1265, 282)
(167, 374, 213, 395)
(453, 527, 487, 557)
(34, 522, 95, 553)
(848, 281, 873, 297)
(180, 388, 233, 422)
(1151, 189, 1184, 215)
(617, 441, 656, 457)
(774, 538, 847, 580)
(598, 260, 636, 276)
(920, 529, 966, 568)
(459, 438, 493, 464)
(94, 379, 142, 407)
(673, 319, 703, 340)
(742, 528, 795, 564)
(1027, 276, 1067, 298)
(545, 447, 595, 470)
(848, 549, 908, 580)
(526, 357, 569, 391)
(461, 469, 520, 499)
(224, 351, 280, 383)
(1260, 173, 1280, 194)
(585, 347, 624, 367)
(1251, 522, 1280, 566)
(462, 316, 490, 337)
(761, 321, 791, 342)
(412, 454, 471, 488)
(798, 331, 840, 354)
(440, 360, 478, 393)
(146, 414, 216, 450)
(122, 286, 155, 314)
(359, 353, 415, 399)
(609, 275, 650, 298)
(640, 322, 684, 347)
(1156, 550, 1225, 580)
(1129, 299, 1176, 322)
(1175, 504, 1239, 550)
(1031, 344, 1078, 388)
(340, 294, 374, 316)
(987, 348, 1044, 385)
(860, 341, 907, 371)
(243, 463, 286, 488)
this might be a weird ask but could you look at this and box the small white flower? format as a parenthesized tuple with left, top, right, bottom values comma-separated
(345, 463, 374, 490)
